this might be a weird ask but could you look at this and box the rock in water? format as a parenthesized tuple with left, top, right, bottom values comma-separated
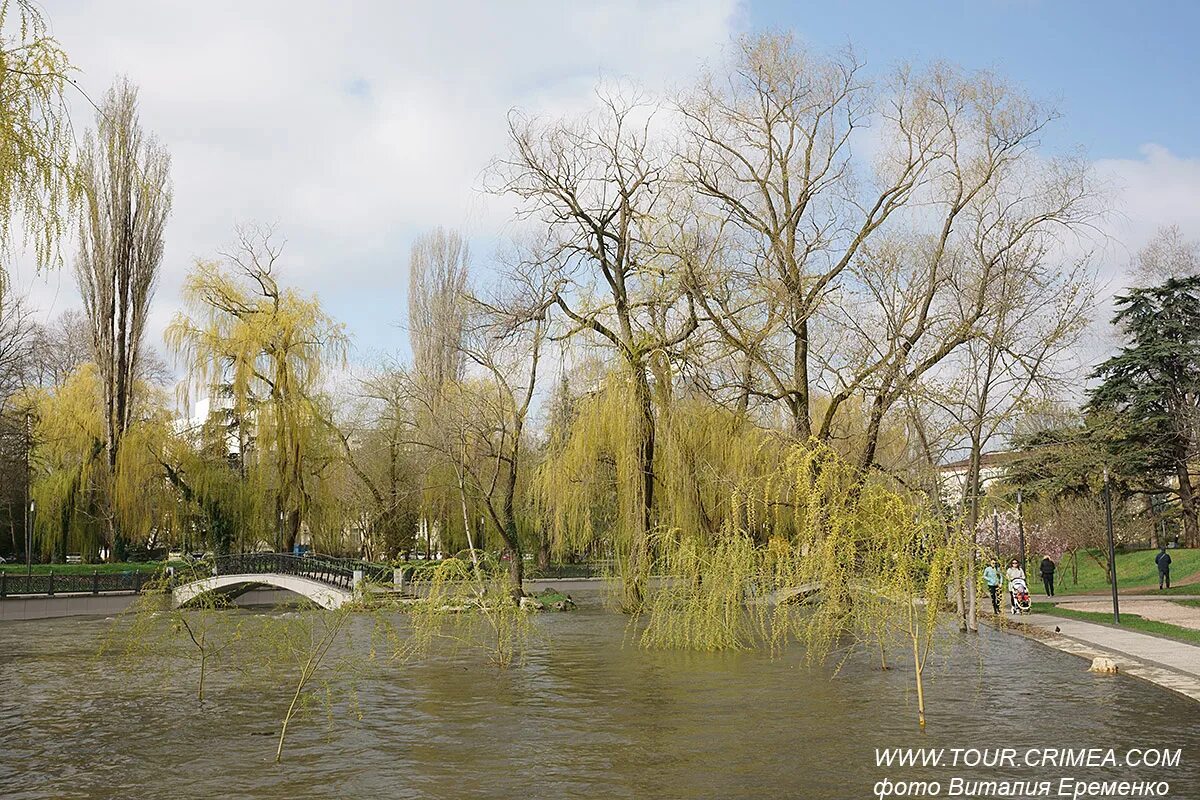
(1088, 657, 1119, 674)
(534, 587, 576, 610)
(519, 596, 545, 611)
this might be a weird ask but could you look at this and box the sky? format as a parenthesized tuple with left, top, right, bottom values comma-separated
(10, 0, 1200, 379)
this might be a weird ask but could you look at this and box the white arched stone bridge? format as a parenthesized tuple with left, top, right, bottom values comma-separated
(172, 553, 370, 610)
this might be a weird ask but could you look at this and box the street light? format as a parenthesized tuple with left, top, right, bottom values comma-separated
(26, 499, 34, 578)
(1016, 488, 1027, 575)
(24, 412, 32, 577)
(1103, 468, 1120, 624)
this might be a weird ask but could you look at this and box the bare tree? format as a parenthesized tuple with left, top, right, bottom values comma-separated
(408, 228, 470, 391)
(678, 34, 926, 440)
(29, 309, 92, 388)
(0, 292, 35, 410)
(74, 77, 171, 557)
(492, 92, 697, 609)
(926, 252, 1094, 630)
(679, 33, 1098, 475)
(1133, 225, 1199, 284)
(0, 291, 36, 558)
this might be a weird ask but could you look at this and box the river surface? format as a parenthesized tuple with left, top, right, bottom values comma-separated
(1, 592, 1198, 799)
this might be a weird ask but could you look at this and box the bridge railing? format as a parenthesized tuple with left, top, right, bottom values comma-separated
(302, 554, 394, 584)
(212, 553, 356, 590)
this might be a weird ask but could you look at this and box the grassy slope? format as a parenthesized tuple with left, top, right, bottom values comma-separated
(1030, 601, 1200, 646)
(1049, 548, 1200, 595)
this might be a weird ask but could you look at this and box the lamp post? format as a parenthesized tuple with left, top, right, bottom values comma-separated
(26, 500, 34, 578)
(991, 508, 999, 556)
(1016, 488, 1027, 575)
(24, 412, 31, 577)
(1103, 468, 1120, 624)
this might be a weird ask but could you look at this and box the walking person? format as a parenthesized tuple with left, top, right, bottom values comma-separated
(1039, 555, 1056, 597)
(1156, 547, 1172, 590)
(1005, 559, 1027, 614)
(983, 559, 1002, 614)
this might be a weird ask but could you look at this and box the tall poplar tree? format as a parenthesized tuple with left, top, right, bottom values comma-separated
(75, 77, 171, 558)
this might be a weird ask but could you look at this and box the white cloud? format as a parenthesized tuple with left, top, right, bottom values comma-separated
(1095, 144, 1200, 276)
(11, 4, 1199, 396)
(13, 0, 743, 360)
(1075, 145, 1200, 363)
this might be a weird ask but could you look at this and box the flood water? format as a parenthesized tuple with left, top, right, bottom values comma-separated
(2, 591, 1199, 799)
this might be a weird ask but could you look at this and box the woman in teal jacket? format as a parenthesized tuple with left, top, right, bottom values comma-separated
(983, 559, 1002, 614)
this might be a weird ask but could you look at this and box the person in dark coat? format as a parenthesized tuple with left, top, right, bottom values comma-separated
(1156, 547, 1172, 590)
(1038, 556, 1056, 597)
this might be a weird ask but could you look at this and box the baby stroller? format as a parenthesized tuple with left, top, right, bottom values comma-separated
(1009, 576, 1031, 614)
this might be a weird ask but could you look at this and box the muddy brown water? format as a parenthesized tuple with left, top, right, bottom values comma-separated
(1, 592, 1198, 799)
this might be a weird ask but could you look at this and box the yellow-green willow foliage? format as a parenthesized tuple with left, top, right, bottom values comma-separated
(536, 378, 958, 696)
(534, 381, 781, 611)
(532, 375, 641, 587)
(166, 243, 348, 550)
(29, 364, 181, 558)
(112, 401, 182, 549)
(409, 554, 533, 668)
(163, 411, 257, 553)
(29, 364, 104, 558)
(0, 1, 78, 285)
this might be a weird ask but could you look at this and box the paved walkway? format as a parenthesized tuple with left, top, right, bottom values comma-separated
(1051, 597, 1200, 630)
(1014, 614, 1200, 701)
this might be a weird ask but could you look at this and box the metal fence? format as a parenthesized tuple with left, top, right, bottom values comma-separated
(0, 554, 613, 600)
(526, 562, 610, 580)
(0, 570, 151, 599)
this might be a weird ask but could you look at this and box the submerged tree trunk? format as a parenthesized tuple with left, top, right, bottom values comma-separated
(963, 437, 984, 633)
(951, 554, 967, 632)
(625, 366, 656, 612)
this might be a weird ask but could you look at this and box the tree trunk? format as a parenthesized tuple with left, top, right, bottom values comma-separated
(285, 508, 301, 553)
(1176, 462, 1199, 547)
(505, 545, 524, 603)
(499, 455, 525, 602)
(625, 365, 656, 611)
(963, 437, 984, 633)
(951, 551, 967, 632)
(855, 394, 887, 476)
(791, 317, 812, 440)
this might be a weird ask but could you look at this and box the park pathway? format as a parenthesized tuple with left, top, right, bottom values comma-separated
(1016, 614, 1200, 702)
(1051, 597, 1200, 630)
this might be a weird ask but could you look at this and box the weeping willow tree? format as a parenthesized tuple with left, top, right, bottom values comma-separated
(166, 227, 348, 551)
(0, 0, 79, 289)
(494, 96, 702, 611)
(27, 363, 178, 559)
(535, 372, 958, 723)
(28, 364, 104, 559)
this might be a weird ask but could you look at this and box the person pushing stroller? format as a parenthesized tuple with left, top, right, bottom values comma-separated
(1005, 559, 1030, 614)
